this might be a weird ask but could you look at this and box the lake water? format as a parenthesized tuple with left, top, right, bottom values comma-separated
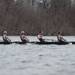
(0, 36, 75, 75)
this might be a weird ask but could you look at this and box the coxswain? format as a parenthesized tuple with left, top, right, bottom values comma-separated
(57, 32, 66, 42)
(37, 31, 45, 42)
(20, 31, 29, 43)
(2, 31, 11, 42)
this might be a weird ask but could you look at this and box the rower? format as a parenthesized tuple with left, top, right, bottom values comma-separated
(2, 31, 11, 42)
(20, 31, 29, 43)
(37, 31, 45, 42)
(57, 32, 66, 42)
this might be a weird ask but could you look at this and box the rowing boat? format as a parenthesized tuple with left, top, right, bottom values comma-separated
(0, 41, 74, 45)
(0, 42, 12, 44)
(31, 41, 69, 45)
(71, 42, 75, 44)
(0, 41, 27, 44)
(14, 41, 27, 44)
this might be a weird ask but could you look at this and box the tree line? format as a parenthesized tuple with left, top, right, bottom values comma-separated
(0, 0, 75, 35)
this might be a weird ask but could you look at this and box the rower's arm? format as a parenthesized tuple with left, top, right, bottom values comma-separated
(2, 35, 11, 42)
(20, 35, 29, 42)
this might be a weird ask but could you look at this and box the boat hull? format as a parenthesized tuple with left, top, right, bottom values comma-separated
(0, 42, 12, 44)
(14, 41, 27, 44)
(31, 41, 69, 45)
(0, 41, 74, 45)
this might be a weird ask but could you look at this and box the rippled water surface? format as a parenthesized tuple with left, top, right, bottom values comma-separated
(0, 36, 75, 75)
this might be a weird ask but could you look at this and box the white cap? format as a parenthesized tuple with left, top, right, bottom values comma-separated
(21, 31, 25, 34)
(3, 31, 7, 34)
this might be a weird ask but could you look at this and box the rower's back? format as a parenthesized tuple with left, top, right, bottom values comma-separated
(20, 31, 29, 42)
(57, 32, 65, 42)
(37, 32, 45, 42)
(2, 31, 11, 42)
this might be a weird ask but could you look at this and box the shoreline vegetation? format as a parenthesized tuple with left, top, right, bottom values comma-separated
(0, 0, 75, 35)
